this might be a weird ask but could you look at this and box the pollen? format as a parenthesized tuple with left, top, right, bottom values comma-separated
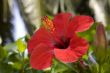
(41, 16, 55, 31)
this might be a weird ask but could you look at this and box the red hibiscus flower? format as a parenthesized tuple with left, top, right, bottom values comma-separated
(28, 13, 94, 70)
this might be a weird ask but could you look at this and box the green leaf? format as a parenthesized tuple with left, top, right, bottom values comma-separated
(77, 23, 96, 42)
(94, 47, 107, 64)
(16, 38, 26, 53)
(0, 62, 13, 73)
(0, 46, 7, 61)
(82, 54, 88, 60)
(102, 63, 110, 73)
(12, 62, 22, 70)
(89, 64, 98, 73)
(51, 58, 79, 73)
(51, 58, 68, 73)
(3, 43, 17, 52)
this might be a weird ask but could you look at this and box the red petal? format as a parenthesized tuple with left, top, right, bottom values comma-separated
(53, 13, 72, 37)
(54, 34, 89, 63)
(67, 15, 94, 37)
(70, 34, 89, 57)
(54, 48, 78, 63)
(30, 43, 54, 70)
(28, 27, 55, 54)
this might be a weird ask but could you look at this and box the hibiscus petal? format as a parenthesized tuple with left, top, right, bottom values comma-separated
(67, 15, 94, 37)
(70, 34, 89, 57)
(54, 34, 89, 63)
(54, 48, 78, 63)
(28, 27, 55, 54)
(30, 43, 54, 70)
(53, 13, 72, 37)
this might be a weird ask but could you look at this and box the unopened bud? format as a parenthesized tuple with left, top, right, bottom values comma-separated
(94, 23, 108, 64)
(95, 23, 107, 49)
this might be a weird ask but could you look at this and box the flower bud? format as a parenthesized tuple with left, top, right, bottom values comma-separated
(95, 23, 107, 49)
(94, 23, 108, 64)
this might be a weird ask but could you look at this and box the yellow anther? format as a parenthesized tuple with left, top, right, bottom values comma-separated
(41, 16, 55, 31)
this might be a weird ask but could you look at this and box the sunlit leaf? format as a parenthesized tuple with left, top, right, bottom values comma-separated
(16, 38, 26, 53)
(77, 22, 96, 42)
(3, 43, 17, 52)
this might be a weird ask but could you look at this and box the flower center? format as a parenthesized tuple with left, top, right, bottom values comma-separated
(41, 16, 55, 32)
(55, 38, 70, 49)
